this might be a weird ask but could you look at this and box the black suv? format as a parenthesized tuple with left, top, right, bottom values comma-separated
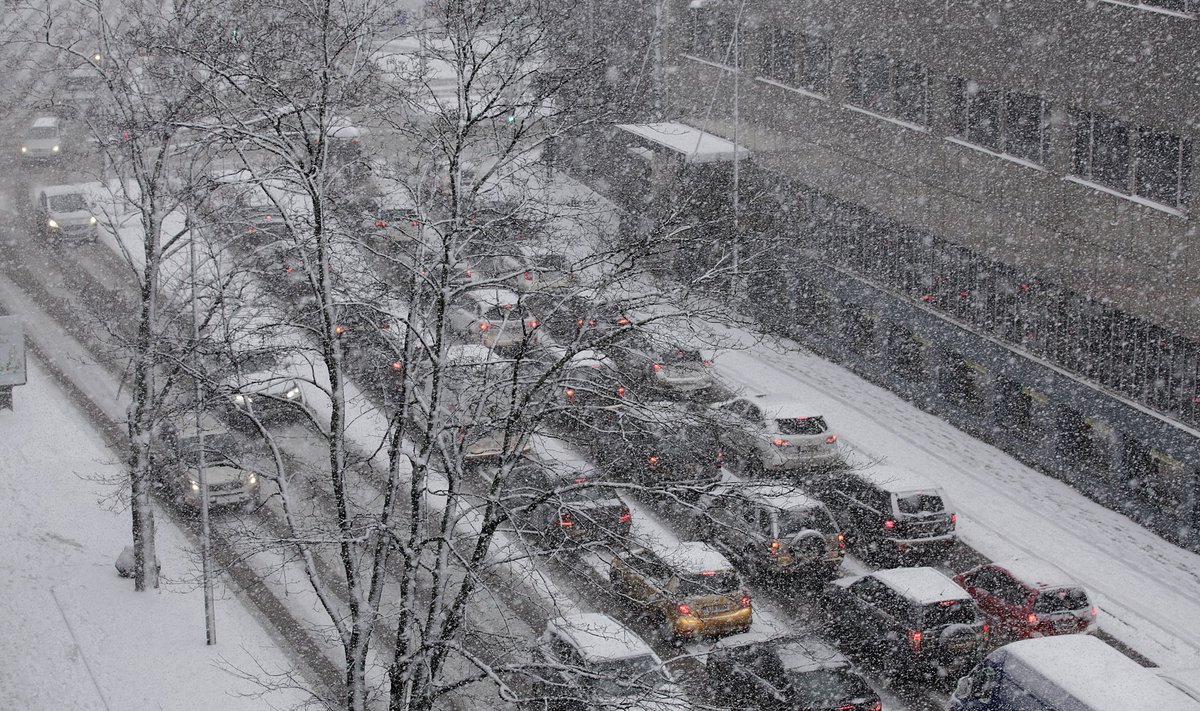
(823, 567, 987, 683)
(706, 634, 881, 711)
(587, 401, 723, 497)
(808, 464, 956, 562)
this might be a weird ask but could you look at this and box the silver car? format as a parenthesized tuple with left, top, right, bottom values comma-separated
(35, 186, 98, 241)
(711, 394, 842, 472)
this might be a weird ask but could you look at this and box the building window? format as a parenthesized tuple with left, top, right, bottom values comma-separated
(759, 29, 830, 94)
(845, 51, 929, 126)
(951, 81, 1050, 163)
(1073, 111, 1192, 208)
(1138, 0, 1196, 14)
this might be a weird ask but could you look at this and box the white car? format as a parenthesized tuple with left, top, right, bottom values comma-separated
(156, 421, 261, 510)
(447, 287, 542, 350)
(611, 336, 716, 394)
(533, 613, 689, 711)
(19, 116, 66, 159)
(34, 185, 98, 241)
(222, 349, 307, 422)
(711, 395, 842, 472)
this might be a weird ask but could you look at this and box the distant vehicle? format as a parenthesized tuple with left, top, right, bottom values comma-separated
(809, 464, 957, 562)
(824, 566, 988, 684)
(948, 635, 1200, 711)
(219, 349, 307, 423)
(693, 481, 846, 580)
(531, 613, 688, 711)
(710, 395, 842, 473)
(19, 116, 66, 159)
(954, 559, 1098, 641)
(447, 288, 542, 351)
(555, 350, 632, 424)
(588, 400, 723, 494)
(609, 336, 717, 395)
(59, 65, 104, 110)
(479, 454, 631, 546)
(706, 634, 882, 711)
(154, 421, 261, 510)
(34, 186, 98, 241)
(608, 541, 752, 642)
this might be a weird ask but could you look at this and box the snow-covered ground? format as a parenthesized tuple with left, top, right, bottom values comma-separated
(0, 359, 310, 710)
(708, 329, 1200, 671)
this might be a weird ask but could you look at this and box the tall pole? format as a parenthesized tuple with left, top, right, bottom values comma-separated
(731, 9, 741, 293)
(189, 213, 217, 645)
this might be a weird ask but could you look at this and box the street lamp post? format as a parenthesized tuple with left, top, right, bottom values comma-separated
(188, 212, 217, 645)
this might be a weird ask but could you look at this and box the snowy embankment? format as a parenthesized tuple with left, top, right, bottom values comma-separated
(0, 359, 309, 710)
(705, 327, 1200, 671)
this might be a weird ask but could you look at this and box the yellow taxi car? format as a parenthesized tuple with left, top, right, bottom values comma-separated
(609, 541, 752, 642)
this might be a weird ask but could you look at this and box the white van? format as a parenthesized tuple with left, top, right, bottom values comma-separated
(20, 116, 65, 159)
(948, 635, 1200, 711)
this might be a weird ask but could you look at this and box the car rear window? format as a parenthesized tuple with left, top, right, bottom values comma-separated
(660, 349, 703, 366)
(921, 600, 978, 628)
(775, 416, 827, 435)
(786, 668, 872, 708)
(895, 492, 947, 516)
(776, 507, 838, 536)
(1033, 587, 1090, 614)
(676, 570, 741, 597)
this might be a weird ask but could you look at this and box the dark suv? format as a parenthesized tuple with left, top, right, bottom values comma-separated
(824, 567, 988, 683)
(809, 464, 956, 562)
(588, 401, 724, 496)
(706, 634, 881, 711)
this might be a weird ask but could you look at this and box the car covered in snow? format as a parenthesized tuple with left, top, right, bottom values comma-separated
(953, 559, 1098, 641)
(154, 420, 262, 510)
(20, 116, 67, 160)
(219, 348, 308, 423)
(608, 335, 717, 395)
(710, 394, 842, 473)
(824, 567, 988, 684)
(447, 288, 542, 351)
(34, 185, 98, 241)
(531, 613, 688, 711)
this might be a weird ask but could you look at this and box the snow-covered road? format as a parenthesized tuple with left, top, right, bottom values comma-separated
(710, 329, 1200, 670)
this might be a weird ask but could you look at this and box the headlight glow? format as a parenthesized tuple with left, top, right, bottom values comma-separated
(232, 394, 246, 405)
(52, 145, 60, 153)
(20, 146, 26, 153)
(47, 219, 59, 229)
(89, 215, 97, 225)
(246, 472, 257, 485)
(284, 386, 301, 400)
(190, 480, 200, 491)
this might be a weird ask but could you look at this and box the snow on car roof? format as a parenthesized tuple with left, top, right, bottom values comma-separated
(1000, 636, 1200, 711)
(994, 558, 1083, 591)
(774, 637, 851, 674)
(550, 613, 655, 662)
(31, 116, 60, 128)
(615, 122, 751, 164)
(854, 464, 943, 494)
(40, 184, 88, 198)
(743, 394, 823, 419)
(737, 482, 824, 511)
(873, 566, 970, 605)
(654, 541, 733, 574)
(464, 287, 521, 308)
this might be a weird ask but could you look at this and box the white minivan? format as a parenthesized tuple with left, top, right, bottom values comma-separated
(949, 635, 1200, 711)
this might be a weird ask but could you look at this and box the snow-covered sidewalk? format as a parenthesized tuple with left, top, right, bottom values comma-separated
(0, 359, 310, 710)
(711, 332, 1200, 671)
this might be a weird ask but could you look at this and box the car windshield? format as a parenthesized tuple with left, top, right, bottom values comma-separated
(377, 208, 417, 223)
(235, 350, 281, 374)
(588, 655, 670, 694)
(895, 491, 947, 516)
(178, 433, 238, 466)
(775, 416, 827, 435)
(48, 193, 87, 212)
(28, 126, 57, 138)
(786, 668, 872, 708)
(776, 507, 837, 536)
(922, 600, 978, 628)
(676, 570, 740, 597)
(1033, 587, 1090, 613)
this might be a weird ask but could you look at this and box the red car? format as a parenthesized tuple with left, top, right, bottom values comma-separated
(954, 559, 1098, 641)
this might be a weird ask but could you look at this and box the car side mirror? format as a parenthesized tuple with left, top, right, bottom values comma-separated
(954, 676, 971, 699)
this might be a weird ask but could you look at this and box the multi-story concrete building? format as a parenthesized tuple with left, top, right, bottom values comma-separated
(557, 0, 1200, 547)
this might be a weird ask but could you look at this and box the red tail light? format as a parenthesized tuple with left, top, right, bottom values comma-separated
(564, 387, 575, 398)
(825, 434, 838, 443)
(982, 623, 990, 635)
(836, 706, 855, 711)
(872, 705, 883, 711)
(716, 450, 725, 462)
(907, 629, 922, 652)
(884, 519, 896, 529)
(647, 455, 658, 466)
(246, 226, 257, 234)
(464, 269, 474, 278)
(526, 319, 539, 329)
(702, 359, 712, 367)
(768, 540, 781, 556)
(285, 266, 295, 274)
(617, 317, 631, 326)
(390, 360, 403, 371)
(1027, 614, 1038, 625)
(374, 220, 388, 228)
(479, 321, 490, 331)
(616, 386, 626, 397)
(740, 594, 751, 608)
(618, 509, 631, 523)
(836, 533, 845, 549)
(523, 270, 533, 280)
(677, 603, 692, 615)
(335, 325, 347, 335)
(558, 513, 573, 528)
(652, 363, 663, 372)
(1091, 607, 1098, 617)
(772, 437, 787, 446)
(951, 513, 958, 523)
